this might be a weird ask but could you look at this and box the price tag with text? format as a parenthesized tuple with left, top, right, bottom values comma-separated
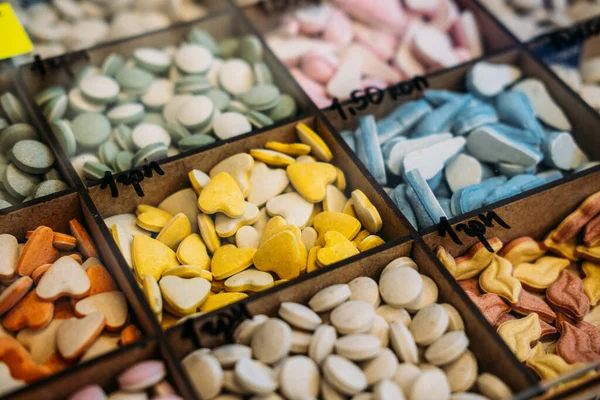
(0, 3, 33, 60)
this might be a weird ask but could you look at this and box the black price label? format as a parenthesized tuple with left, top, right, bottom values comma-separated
(100, 161, 164, 198)
(330, 76, 429, 121)
(549, 16, 600, 50)
(437, 211, 511, 252)
(258, 0, 322, 14)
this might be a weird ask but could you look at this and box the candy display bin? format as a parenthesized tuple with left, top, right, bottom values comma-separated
(0, 191, 197, 399)
(165, 237, 536, 397)
(423, 169, 600, 399)
(7, 337, 194, 400)
(322, 47, 600, 232)
(85, 114, 412, 329)
(0, 70, 74, 214)
(16, 8, 316, 187)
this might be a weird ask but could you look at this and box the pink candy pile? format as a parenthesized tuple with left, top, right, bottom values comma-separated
(265, 0, 483, 107)
(68, 360, 182, 400)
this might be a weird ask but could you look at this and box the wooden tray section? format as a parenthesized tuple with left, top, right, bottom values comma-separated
(165, 238, 536, 395)
(422, 170, 600, 399)
(15, 9, 317, 189)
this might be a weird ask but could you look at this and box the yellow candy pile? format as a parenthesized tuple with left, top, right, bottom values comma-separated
(108, 123, 386, 328)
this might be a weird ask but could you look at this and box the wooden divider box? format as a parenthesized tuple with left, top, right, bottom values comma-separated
(423, 168, 600, 399)
(16, 9, 316, 189)
(165, 238, 536, 396)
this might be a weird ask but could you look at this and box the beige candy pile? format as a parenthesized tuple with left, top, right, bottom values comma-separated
(12, 0, 207, 59)
(181, 256, 513, 400)
(551, 51, 600, 113)
(105, 123, 386, 329)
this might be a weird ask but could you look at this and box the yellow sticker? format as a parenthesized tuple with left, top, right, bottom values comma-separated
(0, 4, 33, 60)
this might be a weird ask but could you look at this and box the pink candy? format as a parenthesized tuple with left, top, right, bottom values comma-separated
(268, 1, 483, 107)
(69, 385, 107, 400)
(118, 360, 166, 392)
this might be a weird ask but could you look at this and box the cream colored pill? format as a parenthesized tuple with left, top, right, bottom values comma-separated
(182, 350, 223, 399)
(132, 123, 171, 149)
(308, 284, 351, 313)
(323, 355, 368, 395)
(251, 318, 292, 364)
(376, 305, 411, 326)
(443, 350, 478, 393)
(393, 363, 421, 395)
(451, 393, 490, 400)
(234, 314, 267, 345)
(381, 257, 418, 277)
(291, 330, 312, 354)
(389, 320, 418, 364)
(322, 380, 345, 400)
(330, 300, 375, 334)
(349, 277, 380, 307)
(477, 373, 512, 400)
(309, 324, 336, 364)
(410, 369, 451, 400)
(335, 334, 381, 361)
(212, 344, 252, 368)
(441, 303, 465, 332)
(405, 275, 438, 313)
(301, 227, 317, 250)
(425, 331, 469, 366)
(280, 356, 320, 399)
(234, 357, 278, 395)
(222, 370, 249, 395)
(374, 379, 404, 400)
(361, 348, 398, 386)
(279, 302, 322, 331)
(370, 314, 389, 348)
(379, 267, 423, 308)
(409, 304, 449, 346)
(175, 44, 213, 74)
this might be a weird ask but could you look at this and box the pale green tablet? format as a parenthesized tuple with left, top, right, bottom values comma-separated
(3, 163, 40, 200)
(239, 84, 281, 111)
(1, 92, 27, 124)
(43, 94, 68, 121)
(218, 38, 240, 59)
(0, 200, 11, 210)
(166, 121, 191, 142)
(175, 76, 212, 95)
(253, 62, 273, 85)
(267, 94, 297, 122)
(83, 161, 113, 180)
(51, 119, 77, 156)
(80, 75, 120, 104)
(116, 67, 153, 92)
(238, 35, 263, 64)
(101, 53, 125, 77)
(107, 103, 145, 126)
(143, 113, 166, 128)
(35, 86, 66, 107)
(188, 28, 218, 54)
(115, 151, 134, 172)
(0, 119, 8, 131)
(34, 180, 69, 199)
(134, 48, 171, 74)
(114, 124, 135, 152)
(0, 123, 38, 153)
(99, 141, 120, 167)
(247, 110, 273, 129)
(133, 143, 169, 167)
(44, 168, 62, 181)
(178, 134, 216, 152)
(206, 89, 230, 112)
(11, 140, 56, 174)
(72, 112, 111, 149)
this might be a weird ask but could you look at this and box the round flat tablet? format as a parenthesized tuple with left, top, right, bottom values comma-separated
(134, 48, 171, 74)
(116, 67, 153, 92)
(80, 75, 120, 103)
(107, 103, 146, 126)
(34, 180, 69, 198)
(11, 140, 55, 174)
(51, 120, 77, 156)
(0, 124, 38, 153)
(175, 44, 213, 74)
(177, 134, 216, 152)
(133, 143, 169, 167)
(213, 112, 251, 140)
(4, 164, 40, 200)
(132, 123, 171, 149)
(219, 59, 254, 95)
(142, 79, 174, 110)
(177, 96, 214, 130)
(72, 112, 111, 149)
(1, 93, 27, 124)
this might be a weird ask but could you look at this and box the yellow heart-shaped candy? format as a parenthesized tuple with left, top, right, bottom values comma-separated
(313, 211, 361, 246)
(132, 236, 179, 281)
(156, 213, 192, 250)
(254, 230, 304, 280)
(162, 265, 213, 281)
(351, 190, 382, 234)
(357, 235, 385, 252)
(198, 214, 220, 255)
(296, 123, 333, 162)
(211, 244, 256, 280)
(287, 162, 337, 203)
(200, 292, 248, 313)
(317, 231, 359, 267)
(136, 205, 173, 232)
(307, 246, 321, 273)
(159, 276, 211, 316)
(198, 172, 246, 218)
(209, 153, 254, 197)
(177, 233, 211, 270)
(265, 142, 311, 156)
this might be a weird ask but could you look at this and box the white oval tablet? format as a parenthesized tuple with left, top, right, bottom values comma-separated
(177, 96, 214, 129)
(309, 324, 337, 365)
(175, 44, 213, 74)
(330, 300, 375, 335)
(219, 59, 254, 95)
(409, 304, 449, 346)
(280, 356, 320, 399)
(213, 112, 252, 140)
(308, 284, 351, 313)
(279, 302, 322, 331)
(323, 355, 368, 395)
(379, 267, 423, 308)
(132, 123, 171, 149)
(80, 75, 119, 103)
(335, 334, 381, 361)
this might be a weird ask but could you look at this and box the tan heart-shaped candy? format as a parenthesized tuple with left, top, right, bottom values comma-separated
(159, 276, 211, 316)
(36, 256, 91, 301)
(266, 192, 314, 229)
(16, 319, 63, 364)
(75, 291, 129, 331)
(210, 153, 254, 197)
(248, 162, 289, 207)
(56, 312, 105, 361)
(0, 234, 18, 279)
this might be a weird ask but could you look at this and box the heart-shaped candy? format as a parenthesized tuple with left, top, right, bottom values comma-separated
(159, 276, 211, 316)
(287, 162, 337, 203)
(224, 268, 274, 292)
(265, 141, 311, 156)
(142, 274, 162, 316)
(189, 169, 211, 195)
(111, 224, 133, 267)
(0, 234, 18, 279)
(351, 189, 382, 234)
(0, 276, 32, 315)
(156, 213, 192, 250)
(132, 236, 180, 281)
(0, 336, 53, 382)
(250, 149, 296, 167)
(254, 230, 304, 279)
(198, 172, 246, 218)
(0, 361, 24, 393)
(211, 244, 256, 280)
(3, 290, 54, 331)
(16, 226, 58, 276)
(87, 264, 119, 296)
(198, 214, 221, 254)
(75, 291, 129, 331)
(247, 162, 289, 207)
(36, 256, 91, 301)
(266, 192, 314, 229)
(323, 185, 347, 213)
(210, 153, 254, 197)
(317, 231, 359, 267)
(158, 188, 200, 233)
(200, 292, 248, 313)
(81, 333, 121, 362)
(56, 312, 105, 361)
(177, 233, 210, 269)
(313, 211, 361, 246)
(136, 205, 173, 232)
(296, 123, 333, 161)
(69, 219, 99, 259)
(236, 226, 261, 249)
(215, 202, 260, 238)
(16, 319, 63, 364)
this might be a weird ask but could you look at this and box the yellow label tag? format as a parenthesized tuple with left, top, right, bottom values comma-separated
(0, 3, 33, 60)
